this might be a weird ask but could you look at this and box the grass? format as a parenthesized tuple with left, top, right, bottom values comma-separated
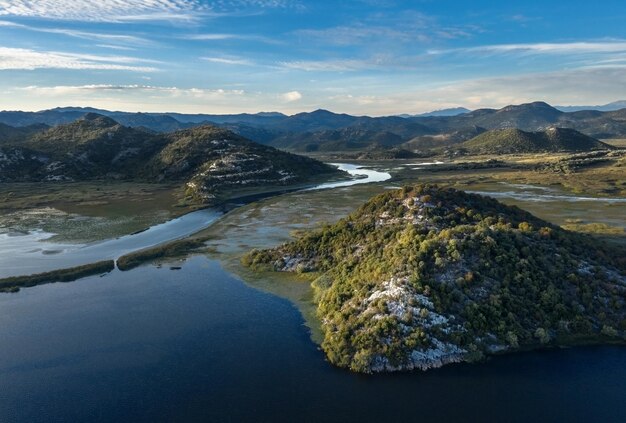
(116, 237, 210, 271)
(561, 222, 626, 236)
(0, 260, 115, 293)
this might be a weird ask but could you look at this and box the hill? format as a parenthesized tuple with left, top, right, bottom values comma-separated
(461, 127, 612, 154)
(0, 115, 344, 202)
(244, 185, 626, 373)
(147, 125, 343, 202)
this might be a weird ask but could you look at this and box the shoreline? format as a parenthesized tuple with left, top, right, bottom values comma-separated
(0, 164, 387, 289)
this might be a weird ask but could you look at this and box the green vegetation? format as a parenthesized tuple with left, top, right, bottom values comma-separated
(461, 128, 612, 155)
(561, 222, 626, 236)
(245, 185, 626, 373)
(0, 114, 345, 205)
(0, 260, 115, 292)
(117, 238, 209, 271)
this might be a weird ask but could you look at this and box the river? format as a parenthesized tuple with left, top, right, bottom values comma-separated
(0, 164, 391, 278)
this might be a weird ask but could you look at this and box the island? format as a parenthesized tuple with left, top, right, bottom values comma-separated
(244, 185, 626, 373)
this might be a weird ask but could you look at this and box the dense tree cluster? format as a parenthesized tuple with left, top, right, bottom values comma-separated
(244, 185, 626, 373)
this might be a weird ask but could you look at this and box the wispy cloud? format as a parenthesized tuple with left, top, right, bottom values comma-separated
(0, 19, 152, 47)
(0, 0, 206, 22)
(185, 33, 247, 41)
(202, 56, 255, 66)
(95, 44, 137, 51)
(10, 84, 261, 113)
(430, 41, 626, 55)
(184, 33, 281, 44)
(20, 85, 245, 96)
(295, 11, 478, 47)
(0, 0, 298, 22)
(0, 47, 158, 72)
(280, 59, 374, 72)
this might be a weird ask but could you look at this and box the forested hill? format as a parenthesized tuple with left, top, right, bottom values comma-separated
(461, 127, 612, 154)
(0, 114, 344, 204)
(244, 185, 626, 373)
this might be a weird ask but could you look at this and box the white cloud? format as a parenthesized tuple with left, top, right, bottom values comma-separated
(281, 91, 302, 102)
(0, 47, 158, 72)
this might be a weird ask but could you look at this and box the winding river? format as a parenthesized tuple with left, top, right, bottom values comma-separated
(0, 164, 391, 278)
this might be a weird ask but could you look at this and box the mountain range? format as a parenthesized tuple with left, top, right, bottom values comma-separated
(1, 101, 625, 153)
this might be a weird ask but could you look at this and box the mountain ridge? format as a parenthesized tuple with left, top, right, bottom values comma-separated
(2, 101, 626, 152)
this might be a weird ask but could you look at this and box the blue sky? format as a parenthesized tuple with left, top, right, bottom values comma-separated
(1, 0, 625, 115)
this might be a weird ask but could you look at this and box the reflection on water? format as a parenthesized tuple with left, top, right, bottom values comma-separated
(0, 256, 624, 423)
(308, 163, 392, 190)
(0, 163, 390, 278)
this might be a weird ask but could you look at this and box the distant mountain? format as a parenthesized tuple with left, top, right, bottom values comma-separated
(270, 128, 405, 152)
(556, 100, 626, 113)
(0, 114, 343, 203)
(399, 107, 471, 118)
(3, 101, 626, 153)
(0, 108, 287, 133)
(402, 126, 486, 150)
(461, 127, 612, 154)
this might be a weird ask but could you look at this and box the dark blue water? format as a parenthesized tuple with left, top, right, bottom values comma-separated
(1, 256, 625, 423)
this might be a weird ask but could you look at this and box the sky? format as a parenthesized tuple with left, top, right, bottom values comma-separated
(1, 0, 626, 115)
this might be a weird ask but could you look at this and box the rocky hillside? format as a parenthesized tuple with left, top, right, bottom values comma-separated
(461, 127, 613, 154)
(0, 114, 344, 202)
(244, 185, 626, 373)
(147, 125, 344, 202)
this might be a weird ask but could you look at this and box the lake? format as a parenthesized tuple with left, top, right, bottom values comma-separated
(0, 257, 624, 423)
(1, 162, 625, 422)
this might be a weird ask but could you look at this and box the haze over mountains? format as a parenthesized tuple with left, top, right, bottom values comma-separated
(1, 101, 625, 154)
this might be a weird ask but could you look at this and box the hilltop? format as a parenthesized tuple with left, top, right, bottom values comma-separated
(244, 185, 626, 373)
(461, 127, 613, 154)
(0, 114, 344, 203)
